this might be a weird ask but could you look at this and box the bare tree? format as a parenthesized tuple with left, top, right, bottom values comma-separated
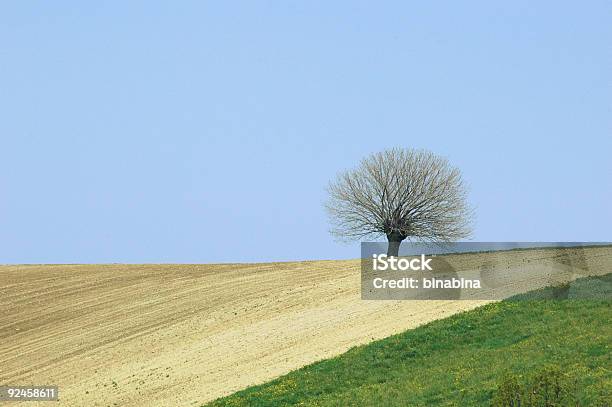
(325, 148, 473, 256)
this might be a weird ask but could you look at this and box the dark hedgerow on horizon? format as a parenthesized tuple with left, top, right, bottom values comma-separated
(205, 274, 612, 406)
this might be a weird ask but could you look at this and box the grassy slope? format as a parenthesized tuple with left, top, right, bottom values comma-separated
(206, 275, 611, 406)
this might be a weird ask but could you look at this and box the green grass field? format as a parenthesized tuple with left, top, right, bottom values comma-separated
(206, 274, 611, 406)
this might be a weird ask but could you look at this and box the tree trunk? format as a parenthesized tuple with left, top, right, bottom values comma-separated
(386, 233, 406, 257)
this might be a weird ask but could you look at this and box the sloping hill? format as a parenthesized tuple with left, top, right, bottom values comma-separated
(1, 246, 610, 406)
(207, 274, 612, 406)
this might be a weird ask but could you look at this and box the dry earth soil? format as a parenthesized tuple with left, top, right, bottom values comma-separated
(1, 246, 610, 406)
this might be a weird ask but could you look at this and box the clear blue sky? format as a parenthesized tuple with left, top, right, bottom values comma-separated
(1, 1, 610, 263)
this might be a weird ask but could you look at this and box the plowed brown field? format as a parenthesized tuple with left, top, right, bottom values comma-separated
(1, 246, 610, 406)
